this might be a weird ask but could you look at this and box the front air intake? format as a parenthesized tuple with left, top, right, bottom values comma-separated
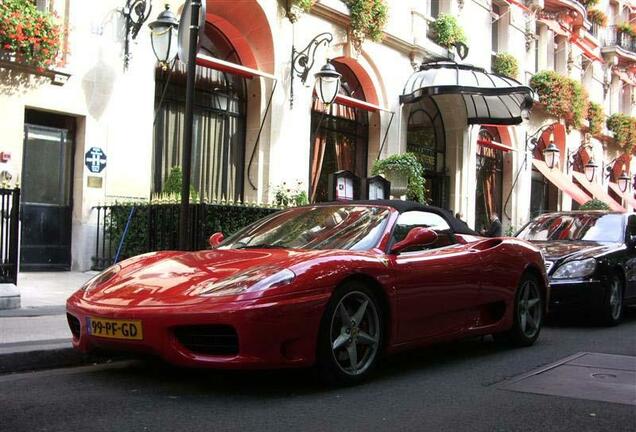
(174, 325, 239, 356)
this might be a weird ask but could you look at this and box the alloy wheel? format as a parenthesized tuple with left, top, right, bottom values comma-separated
(329, 291, 380, 376)
(609, 278, 623, 320)
(517, 279, 542, 339)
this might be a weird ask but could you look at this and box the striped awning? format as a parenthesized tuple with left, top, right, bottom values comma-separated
(401, 61, 534, 126)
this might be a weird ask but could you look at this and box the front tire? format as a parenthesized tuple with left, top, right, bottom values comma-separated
(317, 282, 383, 385)
(597, 274, 623, 326)
(494, 274, 543, 347)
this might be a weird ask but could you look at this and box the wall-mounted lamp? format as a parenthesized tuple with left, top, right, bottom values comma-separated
(542, 142, 560, 170)
(313, 60, 341, 105)
(148, 4, 179, 68)
(618, 171, 631, 193)
(584, 159, 599, 182)
(290, 32, 333, 108)
(122, 0, 153, 70)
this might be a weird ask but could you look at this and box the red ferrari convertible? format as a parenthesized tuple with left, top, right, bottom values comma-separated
(67, 201, 548, 384)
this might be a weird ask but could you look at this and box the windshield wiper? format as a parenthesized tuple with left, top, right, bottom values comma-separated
(235, 244, 287, 249)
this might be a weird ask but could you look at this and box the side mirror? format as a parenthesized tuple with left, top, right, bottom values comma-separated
(391, 227, 438, 254)
(208, 232, 224, 248)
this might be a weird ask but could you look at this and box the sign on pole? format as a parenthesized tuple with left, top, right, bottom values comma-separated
(177, 0, 206, 65)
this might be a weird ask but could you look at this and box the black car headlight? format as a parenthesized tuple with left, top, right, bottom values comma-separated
(190, 267, 296, 297)
(552, 258, 596, 279)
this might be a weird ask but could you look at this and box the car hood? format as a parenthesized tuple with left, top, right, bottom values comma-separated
(529, 240, 618, 262)
(82, 248, 347, 307)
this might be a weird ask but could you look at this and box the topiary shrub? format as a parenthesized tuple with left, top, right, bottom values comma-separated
(162, 166, 199, 201)
(579, 199, 610, 211)
(372, 153, 426, 202)
(431, 14, 467, 49)
(530, 70, 589, 128)
(587, 102, 605, 137)
(492, 52, 519, 79)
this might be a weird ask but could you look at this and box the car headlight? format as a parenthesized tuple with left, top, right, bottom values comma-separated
(191, 267, 296, 297)
(81, 264, 121, 294)
(552, 258, 596, 279)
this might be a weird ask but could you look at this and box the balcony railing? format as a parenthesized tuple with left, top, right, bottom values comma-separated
(590, 22, 600, 40)
(603, 26, 636, 53)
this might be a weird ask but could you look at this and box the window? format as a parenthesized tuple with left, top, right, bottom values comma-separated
(33, 0, 49, 12)
(392, 211, 454, 251)
(152, 24, 247, 201)
(406, 97, 448, 208)
(429, 0, 440, 18)
(309, 61, 369, 203)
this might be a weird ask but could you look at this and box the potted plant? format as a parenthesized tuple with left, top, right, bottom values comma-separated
(587, 102, 605, 137)
(344, 0, 389, 52)
(607, 113, 636, 153)
(492, 52, 519, 79)
(431, 14, 467, 49)
(372, 153, 426, 202)
(587, 9, 608, 27)
(530, 70, 589, 128)
(0, 0, 62, 69)
(285, 0, 315, 23)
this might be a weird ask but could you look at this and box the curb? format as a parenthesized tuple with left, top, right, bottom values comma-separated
(0, 339, 124, 374)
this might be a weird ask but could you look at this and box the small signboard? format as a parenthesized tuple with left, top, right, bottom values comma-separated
(84, 147, 107, 173)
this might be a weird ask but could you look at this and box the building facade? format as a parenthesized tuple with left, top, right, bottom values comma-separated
(0, 0, 634, 273)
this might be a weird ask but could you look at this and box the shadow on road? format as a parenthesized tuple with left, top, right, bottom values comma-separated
(545, 305, 636, 328)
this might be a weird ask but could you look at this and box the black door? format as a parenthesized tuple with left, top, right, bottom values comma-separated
(21, 124, 74, 270)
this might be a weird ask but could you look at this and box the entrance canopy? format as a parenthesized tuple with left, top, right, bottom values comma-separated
(532, 159, 590, 205)
(401, 61, 534, 125)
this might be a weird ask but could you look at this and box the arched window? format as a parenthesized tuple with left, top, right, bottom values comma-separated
(406, 97, 447, 207)
(309, 61, 369, 203)
(153, 23, 247, 201)
(475, 127, 504, 233)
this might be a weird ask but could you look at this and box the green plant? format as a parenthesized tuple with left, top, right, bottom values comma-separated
(343, 0, 388, 50)
(492, 52, 519, 79)
(272, 180, 309, 207)
(162, 166, 199, 201)
(617, 22, 636, 37)
(579, 199, 610, 211)
(587, 102, 605, 136)
(587, 9, 607, 27)
(372, 153, 426, 202)
(530, 70, 589, 128)
(431, 14, 467, 49)
(607, 113, 636, 153)
(0, 0, 62, 68)
(289, 0, 314, 12)
(579, 0, 599, 6)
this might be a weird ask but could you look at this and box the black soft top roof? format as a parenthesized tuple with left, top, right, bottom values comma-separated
(319, 200, 479, 236)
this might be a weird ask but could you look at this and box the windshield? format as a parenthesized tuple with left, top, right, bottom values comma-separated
(219, 205, 391, 251)
(517, 213, 624, 243)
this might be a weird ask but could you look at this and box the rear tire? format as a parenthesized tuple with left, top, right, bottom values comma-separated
(317, 281, 384, 385)
(597, 274, 623, 326)
(494, 274, 543, 347)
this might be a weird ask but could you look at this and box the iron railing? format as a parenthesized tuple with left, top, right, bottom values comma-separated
(0, 188, 20, 284)
(603, 26, 636, 53)
(92, 203, 279, 270)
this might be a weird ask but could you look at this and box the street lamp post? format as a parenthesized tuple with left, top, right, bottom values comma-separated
(149, 4, 179, 68)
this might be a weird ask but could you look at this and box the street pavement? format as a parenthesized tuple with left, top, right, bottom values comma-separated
(1, 310, 634, 432)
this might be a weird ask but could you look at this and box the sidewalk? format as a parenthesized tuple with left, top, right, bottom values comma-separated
(0, 271, 96, 373)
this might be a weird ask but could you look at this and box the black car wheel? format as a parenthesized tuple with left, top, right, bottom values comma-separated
(494, 274, 543, 347)
(598, 274, 624, 326)
(317, 281, 383, 385)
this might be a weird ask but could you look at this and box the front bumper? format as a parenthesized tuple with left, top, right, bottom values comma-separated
(548, 278, 605, 312)
(66, 290, 330, 369)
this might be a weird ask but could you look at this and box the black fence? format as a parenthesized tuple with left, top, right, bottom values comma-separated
(0, 188, 20, 284)
(603, 26, 636, 53)
(92, 203, 280, 270)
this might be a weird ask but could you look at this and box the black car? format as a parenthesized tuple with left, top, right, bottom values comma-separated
(516, 211, 636, 325)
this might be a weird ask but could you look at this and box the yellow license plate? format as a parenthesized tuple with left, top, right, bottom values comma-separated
(87, 317, 143, 340)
